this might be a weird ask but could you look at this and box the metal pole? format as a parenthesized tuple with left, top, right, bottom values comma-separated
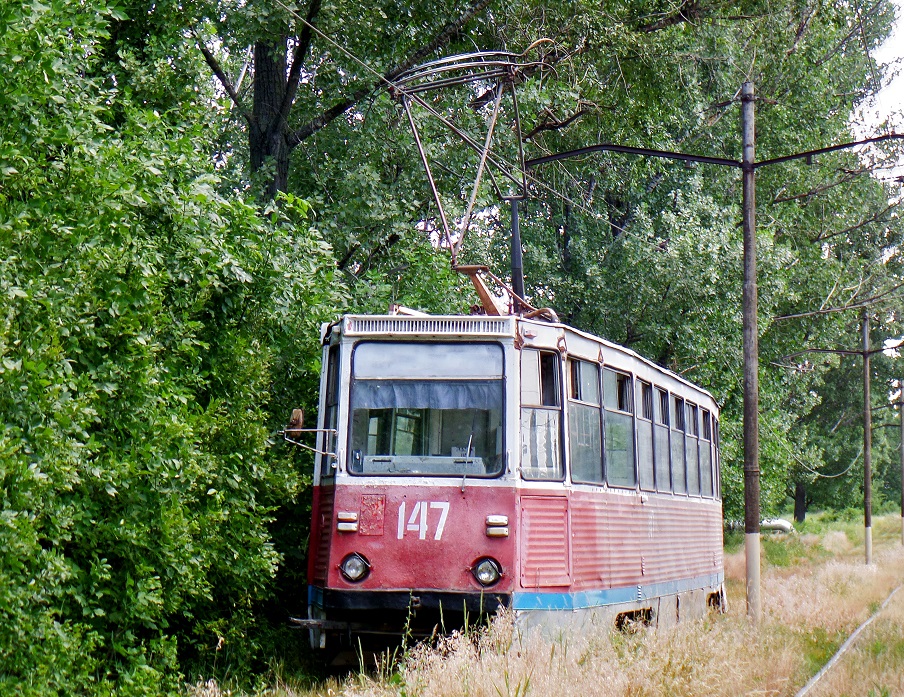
(863, 310, 872, 564)
(510, 198, 525, 309)
(741, 82, 761, 623)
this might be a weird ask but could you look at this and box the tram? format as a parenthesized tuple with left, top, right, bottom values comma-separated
(287, 304, 724, 651)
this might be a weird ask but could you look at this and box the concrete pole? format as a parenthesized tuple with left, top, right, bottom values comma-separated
(741, 82, 761, 623)
(863, 310, 872, 564)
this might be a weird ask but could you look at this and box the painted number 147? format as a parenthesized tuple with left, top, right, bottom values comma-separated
(397, 501, 450, 540)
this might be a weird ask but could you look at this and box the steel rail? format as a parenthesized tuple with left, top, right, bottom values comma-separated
(794, 581, 904, 696)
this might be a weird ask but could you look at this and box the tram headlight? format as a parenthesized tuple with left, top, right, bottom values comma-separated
(471, 557, 502, 586)
(339, 552, 370, 582)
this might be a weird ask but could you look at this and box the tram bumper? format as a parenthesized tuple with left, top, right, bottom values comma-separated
(302, 587, 511, 649)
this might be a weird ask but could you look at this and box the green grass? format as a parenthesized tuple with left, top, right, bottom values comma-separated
(796, 626, 845, 674)
(761, 532, 832, 568)
(723, 529, 744, 555)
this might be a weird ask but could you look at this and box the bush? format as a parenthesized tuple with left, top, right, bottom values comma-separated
(0, 1, 342, 690)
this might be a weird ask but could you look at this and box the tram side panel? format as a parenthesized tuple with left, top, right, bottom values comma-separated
(570, 492, 723, 593)
(513, 324, 724, 625)
(514, 488, 723, 623)
(518, 493, 572, 591)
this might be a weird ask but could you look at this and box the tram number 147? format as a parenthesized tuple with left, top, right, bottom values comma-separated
(397, 501, 450, 541)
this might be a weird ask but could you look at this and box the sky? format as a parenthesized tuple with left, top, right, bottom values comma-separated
(849, 0, 904, 193)
(857, 0, 904, 133)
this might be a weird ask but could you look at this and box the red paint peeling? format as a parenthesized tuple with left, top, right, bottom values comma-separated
(359, 494, 385, 536)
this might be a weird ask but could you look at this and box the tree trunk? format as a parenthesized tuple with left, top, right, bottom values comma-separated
(793, 481, 807, 523)
(251, 39, 290, 198)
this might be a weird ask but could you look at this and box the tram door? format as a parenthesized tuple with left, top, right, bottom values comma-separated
(309, 345, 341, 587)
(518, 348, 572, 589)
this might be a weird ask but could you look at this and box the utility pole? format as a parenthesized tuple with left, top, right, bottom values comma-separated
(524, 86, 903, 624)
(900, 386, 903, 546)
(863, 310, 873, 564)
(741, 82, 761, 623)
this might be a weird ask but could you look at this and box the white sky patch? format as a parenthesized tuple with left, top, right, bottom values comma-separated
(852, 0, 904, 179)
(873, 0, 904, 127)
(853, 0, 904, 131)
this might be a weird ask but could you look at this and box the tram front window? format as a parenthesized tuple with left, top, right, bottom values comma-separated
(348, 342, 504, 476)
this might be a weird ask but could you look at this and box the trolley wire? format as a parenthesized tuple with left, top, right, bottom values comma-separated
(764, 421, 860, 479)
(267, 0, 634, 235)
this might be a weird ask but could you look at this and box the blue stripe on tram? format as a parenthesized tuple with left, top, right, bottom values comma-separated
(511, 573, 724, 611)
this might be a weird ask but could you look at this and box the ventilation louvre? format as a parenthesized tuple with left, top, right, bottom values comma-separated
(343, 315, 515, 337)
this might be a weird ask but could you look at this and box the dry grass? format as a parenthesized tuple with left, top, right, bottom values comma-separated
(190, 515, 904, 697)
(806, 586, 904, 697)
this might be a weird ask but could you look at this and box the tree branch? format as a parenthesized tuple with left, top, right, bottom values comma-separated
(336, 242, 361, 271)
(635, 0, 701, 32)
(524, 103, 595, 140)
(814, 0, 882, 67)
(772, 167, 868, 204)
(287, 0, 493, 150)
(278, 0, 323, 131)
(356, 234, 400, 277)
(197, 38, 253, 126)
(774, 281, 904, 320)
(785, 4, 816, 57)
(288, 91, 368, 147)
(813, 203, 896, 242)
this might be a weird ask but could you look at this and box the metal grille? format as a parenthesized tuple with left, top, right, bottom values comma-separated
(343, 315, 515, 337)
(520, 496, 572, 588)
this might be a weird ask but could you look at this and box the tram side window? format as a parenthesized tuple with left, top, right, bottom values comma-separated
(671, 396, 687, 494)
(636, 381, 655, 491)
(568, 359, 603, 483)
(603, 368, 636, 488)
(521, 349, 563, 480)
(654, 388, 671, 493)
(685, 402, 701, 496)
(714, 418, 722, 500)
(700, 409, 714, 497)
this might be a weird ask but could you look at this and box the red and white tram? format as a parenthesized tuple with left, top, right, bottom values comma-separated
(292, 309, 724, 650)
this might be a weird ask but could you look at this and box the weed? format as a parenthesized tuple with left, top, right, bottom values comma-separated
(188, 514, 904, 697)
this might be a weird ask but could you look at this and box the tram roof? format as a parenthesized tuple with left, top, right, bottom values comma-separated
(323, 313, 718, 408)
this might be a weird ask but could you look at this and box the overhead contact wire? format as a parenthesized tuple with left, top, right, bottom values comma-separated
(268, 0, 600, 227)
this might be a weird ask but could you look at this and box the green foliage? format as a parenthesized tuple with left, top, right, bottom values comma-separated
(3, 0, 904, 689)
(0, 0, 343, 691)
(761, 533, 831, 568)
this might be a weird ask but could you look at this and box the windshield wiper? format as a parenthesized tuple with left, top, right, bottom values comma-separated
(460, 434, 474, 492)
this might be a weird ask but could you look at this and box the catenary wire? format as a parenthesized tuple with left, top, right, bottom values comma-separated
(266, 0, 683, 244)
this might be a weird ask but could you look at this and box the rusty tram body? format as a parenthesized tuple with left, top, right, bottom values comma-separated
(294, 309, 724, 651)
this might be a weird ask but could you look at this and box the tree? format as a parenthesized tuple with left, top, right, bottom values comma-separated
(184, 0, 903, 515)
(4, 0, 903, 689)
(0, 0, 343, 691)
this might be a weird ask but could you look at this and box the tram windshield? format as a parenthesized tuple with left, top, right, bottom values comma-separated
(348, 342, 505, 476)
